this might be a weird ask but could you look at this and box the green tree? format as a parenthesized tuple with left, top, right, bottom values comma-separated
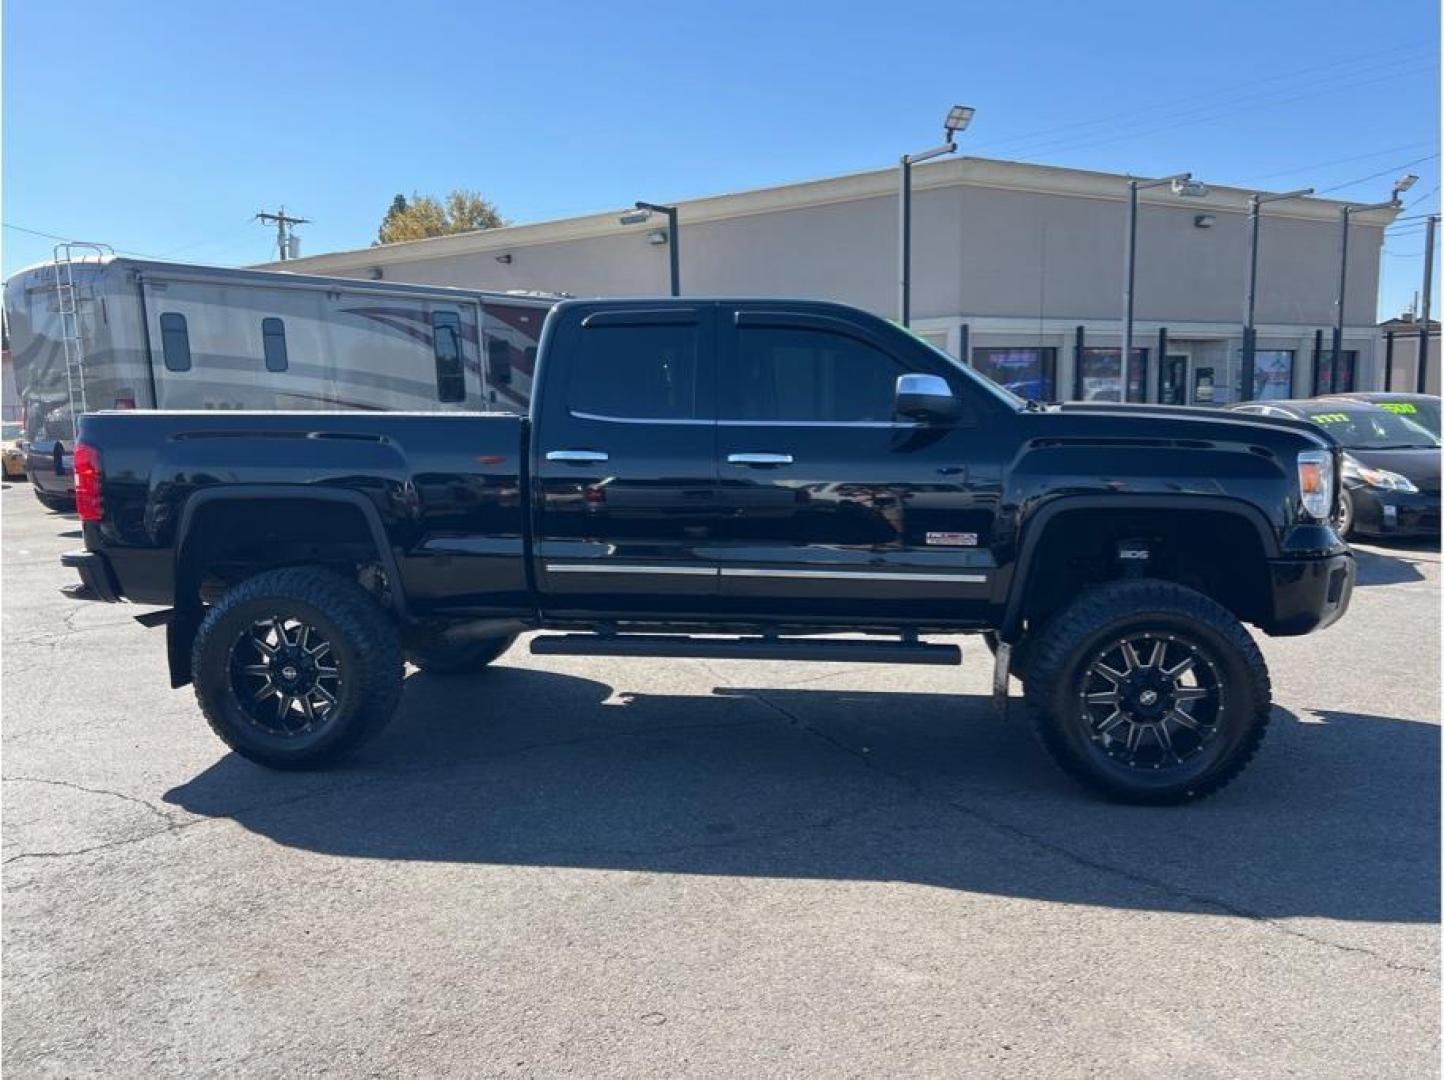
(375, 189, 506, 245)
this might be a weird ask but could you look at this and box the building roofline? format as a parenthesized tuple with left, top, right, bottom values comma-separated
(262, 155, 1399, 274)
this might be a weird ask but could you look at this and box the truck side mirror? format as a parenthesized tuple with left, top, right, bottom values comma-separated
(895, 373, 959, 422)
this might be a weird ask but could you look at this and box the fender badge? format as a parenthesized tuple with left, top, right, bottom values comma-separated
(926, 531, 977, 546)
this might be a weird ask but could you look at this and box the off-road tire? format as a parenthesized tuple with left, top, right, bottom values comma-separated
(192, 567, 403, 769)
(34, 489, 75, 513)
(1024, 579, 1271, 805)
(405, 631, 517, 674)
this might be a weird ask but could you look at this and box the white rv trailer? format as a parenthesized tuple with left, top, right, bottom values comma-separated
(3, 249, 553, 506)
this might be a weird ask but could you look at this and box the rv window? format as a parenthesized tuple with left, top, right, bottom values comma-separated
(262, 317, 289, 372)
(160, 313, 192, 372)
(486, 337, 512, 386)
(432, 311, 466, 403)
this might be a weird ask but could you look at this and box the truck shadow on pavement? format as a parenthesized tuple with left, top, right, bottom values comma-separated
(165, 665, 1440, 925)
(1351, 539, 1436, 587)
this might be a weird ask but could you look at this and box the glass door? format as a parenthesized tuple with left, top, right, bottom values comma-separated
(1160, 353, 1190, 405)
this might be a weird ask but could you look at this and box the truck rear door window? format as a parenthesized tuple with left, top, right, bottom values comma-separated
(432, 311, 466, 403)
(569, 323, 700, 420)
(725, 326, 905, 422)
(159, 313, 192, 372)
(262, 317, 288, 373)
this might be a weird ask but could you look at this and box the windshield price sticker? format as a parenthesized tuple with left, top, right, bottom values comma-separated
(1309, 412, 1350, 424)
(1378, 402, 1419, 414)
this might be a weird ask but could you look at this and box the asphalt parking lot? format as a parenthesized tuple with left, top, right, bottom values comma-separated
(2, 479, 1438, 1077)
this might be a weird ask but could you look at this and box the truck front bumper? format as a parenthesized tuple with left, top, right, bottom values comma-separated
(1266, 550, 1355, 635)
(61, 550, 121, 603)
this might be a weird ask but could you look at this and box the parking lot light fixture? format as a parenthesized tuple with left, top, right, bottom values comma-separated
(1240, 187, 1314, 400)
(899, 104, 974, 327)
(1121, 172, 1193, 402)
(945, 105, 975, 138)
(1331, 181, 1410, 394)
(621, 201, 680, 295)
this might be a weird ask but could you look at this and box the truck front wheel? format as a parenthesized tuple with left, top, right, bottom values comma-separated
(191, 567, 403, 769)
(1024, 579, 1271, 804)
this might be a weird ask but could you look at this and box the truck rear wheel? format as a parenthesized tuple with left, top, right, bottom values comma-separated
(191, 567, 403, 769)
(404, 631, 517, 674)
(1023, 579, 1271, 804)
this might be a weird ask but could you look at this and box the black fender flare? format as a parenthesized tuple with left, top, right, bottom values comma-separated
(996, 493, 1281, 644)
(167, 485, 410, 688)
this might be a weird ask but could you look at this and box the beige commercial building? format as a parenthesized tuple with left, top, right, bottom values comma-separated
(268, 157, 1397, 405)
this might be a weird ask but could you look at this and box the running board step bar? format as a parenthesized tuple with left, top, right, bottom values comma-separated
(530, 634, 960, 665)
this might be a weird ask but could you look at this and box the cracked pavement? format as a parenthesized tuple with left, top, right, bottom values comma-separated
(2, 481, 1438, 1077)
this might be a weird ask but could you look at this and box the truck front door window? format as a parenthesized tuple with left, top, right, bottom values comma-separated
(568, 324, 700, 420)
(724, 327, 906, 422)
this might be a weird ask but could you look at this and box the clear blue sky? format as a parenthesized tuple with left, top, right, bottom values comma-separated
(4, 0, 1439, 318)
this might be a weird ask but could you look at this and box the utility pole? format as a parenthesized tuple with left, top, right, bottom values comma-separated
(255, 207, 310, 261)
(1419, 214, 1438, 394)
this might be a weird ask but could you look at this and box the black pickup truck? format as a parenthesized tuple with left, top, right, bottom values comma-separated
(63, 298, 1355, 803)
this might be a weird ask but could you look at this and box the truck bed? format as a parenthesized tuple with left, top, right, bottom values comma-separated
(78, 410, 530, 614)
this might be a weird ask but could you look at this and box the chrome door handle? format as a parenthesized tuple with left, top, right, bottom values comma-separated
(546, 449, 609, 463)
(728, 452, 793, 466)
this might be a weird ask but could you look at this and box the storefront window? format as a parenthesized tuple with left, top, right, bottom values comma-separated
(1313, 350, 1358, 395)
(972, 347, 1057, 401)
(1079, 348, 1146, 403)
(1252, 350, 1294, 400)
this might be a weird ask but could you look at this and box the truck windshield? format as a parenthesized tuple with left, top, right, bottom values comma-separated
(1305, 408, 1441, 449)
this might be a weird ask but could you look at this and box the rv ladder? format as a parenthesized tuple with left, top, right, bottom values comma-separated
(50, 242, 113, 440)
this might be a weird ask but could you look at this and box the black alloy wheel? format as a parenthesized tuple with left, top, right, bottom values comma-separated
(229, 616, 344, 738)
(1077, 632, 1222, 771)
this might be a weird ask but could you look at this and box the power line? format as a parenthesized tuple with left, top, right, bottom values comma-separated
(3, 221, 157, 259)
(1003, 63, 1434, 163)
(1313, 153, 1440, 196)
(969, 45, 1431, 158)
(1237, 141, 1438, 185)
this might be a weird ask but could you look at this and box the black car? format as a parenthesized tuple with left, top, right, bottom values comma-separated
(1231, 398, 1440, 539)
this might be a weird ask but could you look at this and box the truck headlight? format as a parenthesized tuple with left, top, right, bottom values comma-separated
(1297, 449, 1334, 521)
(1341, 458, 1419, 494)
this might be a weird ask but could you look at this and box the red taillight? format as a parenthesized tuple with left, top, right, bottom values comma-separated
(113, 395, 137, 410)
(74, 442, 102, 522)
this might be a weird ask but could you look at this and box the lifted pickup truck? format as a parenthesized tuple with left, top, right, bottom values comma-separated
(63, 298, 1355, 803)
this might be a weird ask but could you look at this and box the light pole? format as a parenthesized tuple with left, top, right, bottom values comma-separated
(1121, 173, 1203, 402)
(620, 201, 680, 296)
(1240, 187, 1312, 401)
(899, 105, 973, 327)
(1331, 174, 1415, 393)
(1418, 214, 1438, 394)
